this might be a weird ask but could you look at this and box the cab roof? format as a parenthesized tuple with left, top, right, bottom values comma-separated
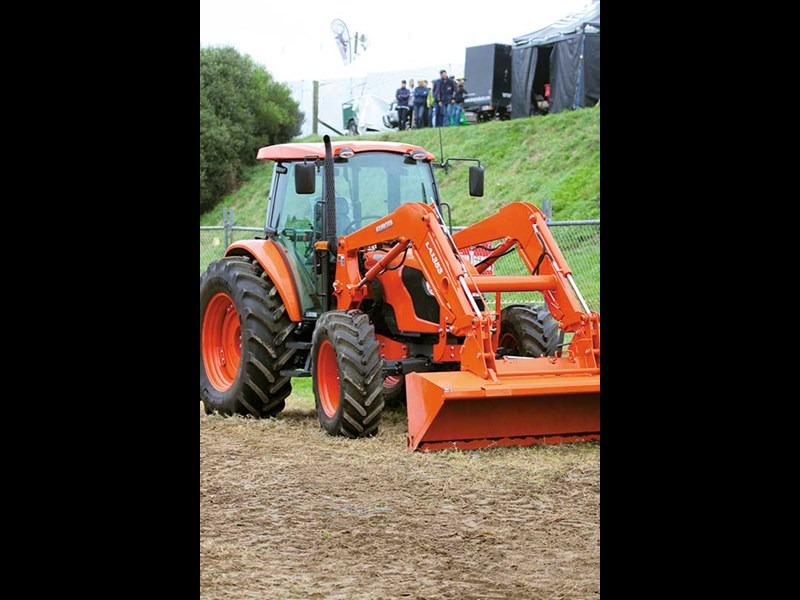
(257, 140, 436, 162)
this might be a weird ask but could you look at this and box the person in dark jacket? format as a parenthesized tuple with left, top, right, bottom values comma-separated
(412, 80, 429, 130)
(395, 80, 411, 131)
(452, 77, 467, 126)
(434, 69, 457, 127)
(407, 79, 415, 128)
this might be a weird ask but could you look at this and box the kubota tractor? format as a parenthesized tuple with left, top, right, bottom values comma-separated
(200, 136, 599, 451)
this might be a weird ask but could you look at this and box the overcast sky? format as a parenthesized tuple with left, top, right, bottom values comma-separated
(200, 0, 592, 83)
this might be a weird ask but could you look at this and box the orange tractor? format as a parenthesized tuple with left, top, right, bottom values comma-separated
(200, 136, 599, 451)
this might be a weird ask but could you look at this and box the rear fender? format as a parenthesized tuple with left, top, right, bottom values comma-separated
(225, 239, 303, 322)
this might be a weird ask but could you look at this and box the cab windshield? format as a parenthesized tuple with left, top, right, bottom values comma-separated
(267, 150, 438, 315)
(270, 151, 438, 240)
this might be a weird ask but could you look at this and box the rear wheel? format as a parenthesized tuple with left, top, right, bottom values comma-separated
(499, 304, 563, 357)
(312, 310, 384, 437)
(200, 256, 295, 417)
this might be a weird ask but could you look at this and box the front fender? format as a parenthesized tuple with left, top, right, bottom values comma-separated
(225, 239, 302, 322)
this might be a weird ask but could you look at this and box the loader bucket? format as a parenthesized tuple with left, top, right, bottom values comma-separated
(405, 358, 599, 451)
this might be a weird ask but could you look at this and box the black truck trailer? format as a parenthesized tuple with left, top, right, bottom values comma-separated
(463, 44, 512, 122)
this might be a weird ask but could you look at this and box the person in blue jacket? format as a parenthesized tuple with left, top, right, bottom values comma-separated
(434, 69, 457, 127)
(412, 80, 429, 129)
(395, 80, 411, 131)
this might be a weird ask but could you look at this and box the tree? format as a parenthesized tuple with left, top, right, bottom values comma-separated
(200, 46, 303, 214)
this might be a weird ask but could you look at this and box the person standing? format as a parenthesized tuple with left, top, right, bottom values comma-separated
(413, 80, 429, 130)
(407, 79, 415, 129)
(395, 79, 410, 131)
(434, 69, 457, 127)
(426, 79, 436, 127)
(453, 77, 467, 126)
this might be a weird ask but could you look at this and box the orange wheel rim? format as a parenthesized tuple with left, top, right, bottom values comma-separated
(499, 332, 518, 351)
(317, 339, 339, 417)
(384, 375, 402, 389)
(202, 293, 242, 391)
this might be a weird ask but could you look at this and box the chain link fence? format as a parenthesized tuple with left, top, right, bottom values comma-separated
(199, 226, 266, 272)
(200, 212, 599, 312)
(199, 226, 225, 273)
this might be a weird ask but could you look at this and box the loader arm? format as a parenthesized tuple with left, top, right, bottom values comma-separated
(452, 202, 599, 372)
(452, 202, 595, 332)
(334, 201, 500, 380)
(333, 201, 599, 452)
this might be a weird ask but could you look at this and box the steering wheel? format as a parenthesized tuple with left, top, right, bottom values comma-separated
(342, 215, 386, 234)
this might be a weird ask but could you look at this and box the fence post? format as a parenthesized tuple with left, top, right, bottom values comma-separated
(223, 207, 229, 248)
(542, 197, 552, 222)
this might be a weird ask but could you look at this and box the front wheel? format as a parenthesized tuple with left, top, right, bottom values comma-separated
(312, 310, 384, 437)
(382, 375, 406, 409)
(348, 119, 358, 136)
(499, 304, 563, 357)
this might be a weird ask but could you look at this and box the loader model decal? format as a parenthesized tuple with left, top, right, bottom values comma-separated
(425, 241, 443, 274)
(375, 219, 394, 233)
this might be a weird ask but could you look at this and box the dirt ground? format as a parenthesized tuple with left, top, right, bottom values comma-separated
(200, 393, 600, 599)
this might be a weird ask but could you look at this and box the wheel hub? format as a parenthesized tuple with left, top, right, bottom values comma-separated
(202, 293, 242, 391)
(317, 339, 340, 417)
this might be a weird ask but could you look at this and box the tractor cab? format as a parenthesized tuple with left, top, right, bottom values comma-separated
(262, 142, 441, 316)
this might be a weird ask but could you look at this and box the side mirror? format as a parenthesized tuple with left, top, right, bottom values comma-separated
(469, 165, 484, 197)
(295, 162, 316, 195)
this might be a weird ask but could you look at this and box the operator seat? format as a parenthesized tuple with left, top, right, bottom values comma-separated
(311, 195, 352, 236)
(335, 196, 350, 235)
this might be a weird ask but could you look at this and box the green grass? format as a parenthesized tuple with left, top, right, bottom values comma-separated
(200, 163, 273, 227)
(287, 378, 315, 409)
(199, 106, 599, 226)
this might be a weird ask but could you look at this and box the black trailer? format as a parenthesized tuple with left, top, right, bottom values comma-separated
(463, 44, 512, 122)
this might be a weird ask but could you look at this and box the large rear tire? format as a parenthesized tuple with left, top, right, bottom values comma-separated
(312, 310, 384, 437)
(200, 256, 295, 417)
(499, 304, 563, 357)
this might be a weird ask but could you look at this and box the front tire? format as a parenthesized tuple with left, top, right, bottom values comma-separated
(312, 310, 384, 437)
(499, 304, 563, 357)
(200, 256, 295, 417)
(382, 375, 406, 409)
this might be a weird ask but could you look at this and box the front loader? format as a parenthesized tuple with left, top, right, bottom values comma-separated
(200, 135, 599, 451)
